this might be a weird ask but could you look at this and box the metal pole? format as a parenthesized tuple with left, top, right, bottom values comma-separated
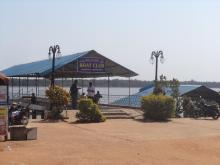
(108, 76, 110, 105)
(129, 77, 131, 106)
(155, 56, 158, 82)
(35, 76, 37, 96)
(27, 77, 29, 95)
(51, 49, 55, 87)
(7, 84, 9, 105)
(11, 77, 14, 101)
(62, 77, 64, 88)
(44, 78, 47, 90)
(18, 77, 21, 98)
(37, 76, 40, 96)
(81, 78, 84, 93)
(21, 78, 23, 96)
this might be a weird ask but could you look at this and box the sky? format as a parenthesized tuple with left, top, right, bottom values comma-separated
(0, 0, 220, 81)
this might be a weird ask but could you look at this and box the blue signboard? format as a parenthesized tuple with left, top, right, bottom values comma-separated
(78, 58, 105, 73)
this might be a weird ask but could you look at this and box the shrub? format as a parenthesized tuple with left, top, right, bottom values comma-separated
(182, 97, 195, 117)
(141, 94, 175, 121)
(76, 99, 106, 122)
(45, 85, 70, 119)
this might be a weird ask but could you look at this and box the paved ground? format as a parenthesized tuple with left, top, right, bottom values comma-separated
(1, 110, 220, 165)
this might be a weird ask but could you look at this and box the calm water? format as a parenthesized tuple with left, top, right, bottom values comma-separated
(9, 86, 220, 99)
(9, 86, 140, 98)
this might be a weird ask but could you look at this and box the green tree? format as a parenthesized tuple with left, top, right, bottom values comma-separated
(45, 85, 70, 119)
(169, 78, 180, 99)
(153, 74, 168, 95)
(169, 78, 181, 114)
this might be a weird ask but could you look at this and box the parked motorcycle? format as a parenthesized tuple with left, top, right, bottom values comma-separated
(193, 100, 219, 120)
(9, 103, 29, 125)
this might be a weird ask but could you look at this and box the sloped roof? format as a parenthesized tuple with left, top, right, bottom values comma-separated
(2, 50, 138, 78)
(182, 85, 220, 103)
(112, 85, 202, 107)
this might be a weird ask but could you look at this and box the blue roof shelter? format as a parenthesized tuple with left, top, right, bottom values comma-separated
(2, 50, 137, 78)
(2, 50, 137, 99)
(112, 85, 212, 107)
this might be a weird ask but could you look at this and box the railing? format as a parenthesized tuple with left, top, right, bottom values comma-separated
(9, 87, 142, 108)
(9, 87, 47, 101)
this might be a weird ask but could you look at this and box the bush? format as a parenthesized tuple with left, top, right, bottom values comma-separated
(182, 97, 194, 117)
(76, 99, 106, 122)
(45, 85, 70, 119)
(141, 94, 175, 121)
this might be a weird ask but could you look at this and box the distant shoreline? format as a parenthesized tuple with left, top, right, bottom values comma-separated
(7, 78, 220, 88)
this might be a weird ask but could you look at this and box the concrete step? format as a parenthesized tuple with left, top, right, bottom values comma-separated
(105, 115, 133, 119)
(102, 112, 127, 116)
(101, 107, 133, 119)
(101, 109, 124, 112)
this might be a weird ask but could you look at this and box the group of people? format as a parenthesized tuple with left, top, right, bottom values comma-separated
(69, 80, 102, 109)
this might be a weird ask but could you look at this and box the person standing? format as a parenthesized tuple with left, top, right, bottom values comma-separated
(31, 93, 37, 119)
(70, 80, 79, 109)
(87, 82, 95, 100)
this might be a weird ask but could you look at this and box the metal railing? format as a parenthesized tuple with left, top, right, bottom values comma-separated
(9, 87, 142, 108)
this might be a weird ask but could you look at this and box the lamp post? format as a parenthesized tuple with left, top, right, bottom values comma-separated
(48, 45, 61, 87)
(150, 50, 164, 83)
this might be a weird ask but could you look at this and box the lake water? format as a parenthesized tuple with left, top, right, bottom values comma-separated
(8, 86, 220, 106)
(8, 86, 220, 99)
(9, 86, 140, 98)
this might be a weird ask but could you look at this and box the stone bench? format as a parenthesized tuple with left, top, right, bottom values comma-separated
(9, 126, 37, 141)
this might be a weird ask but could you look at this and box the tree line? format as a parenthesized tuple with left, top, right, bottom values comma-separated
(8, 78, 220, 88)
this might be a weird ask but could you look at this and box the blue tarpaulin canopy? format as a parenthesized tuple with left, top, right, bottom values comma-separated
(112, 85, 209, 107)
(2, 50, 138, 78)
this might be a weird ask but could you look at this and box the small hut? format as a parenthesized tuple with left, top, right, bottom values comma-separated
(181, 85, 220, 104)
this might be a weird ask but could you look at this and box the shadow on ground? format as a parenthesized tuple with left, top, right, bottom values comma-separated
(31, 119, 68, 123)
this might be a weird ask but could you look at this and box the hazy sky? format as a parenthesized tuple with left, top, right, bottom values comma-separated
(0, 0, 220, 81)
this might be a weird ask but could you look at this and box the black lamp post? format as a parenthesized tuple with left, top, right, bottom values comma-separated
(150, 50, 164, 82)
(48, 45, 61, 87)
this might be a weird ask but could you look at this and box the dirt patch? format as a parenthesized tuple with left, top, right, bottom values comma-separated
(1, 117, 220, 165)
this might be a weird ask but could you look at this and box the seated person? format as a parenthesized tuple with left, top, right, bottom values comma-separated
(8, 102, 17, 125)
(93, 91, 102, 104)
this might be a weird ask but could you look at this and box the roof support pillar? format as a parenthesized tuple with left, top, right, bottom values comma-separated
(108, 76, 110, 104)
(62, 77, 64, 88)
(11, 77, 14, 101)
(35, 76, 37, 96)
(26, 77, 29, 95)
(129, 77, 131, 106)
(37, 77, 40, 96)
(81, 78, 84, 94)
(44, 78, 47, 90)
(18, 77, 21, 98)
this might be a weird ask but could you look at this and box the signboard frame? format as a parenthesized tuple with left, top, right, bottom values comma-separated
(77, 57, 105, 73)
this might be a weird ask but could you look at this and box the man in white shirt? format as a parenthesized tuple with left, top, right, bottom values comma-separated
(87, 82, 95, 100)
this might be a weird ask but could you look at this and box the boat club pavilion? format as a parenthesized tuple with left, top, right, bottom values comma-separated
(2, 50, 138, 104)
